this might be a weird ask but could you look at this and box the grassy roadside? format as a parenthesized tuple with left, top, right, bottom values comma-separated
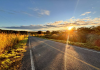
(37, 36, 100, 51)
(0, 37, 28, 70)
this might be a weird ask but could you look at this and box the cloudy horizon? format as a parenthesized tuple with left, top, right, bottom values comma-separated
(0, 0, 100, 31)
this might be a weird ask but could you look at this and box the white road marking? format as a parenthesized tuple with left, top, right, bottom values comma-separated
(73, 46, 100, 53)
(29, 39, 35, 70)
(30, 50, 35, 70)
(34, 38, 100, 70)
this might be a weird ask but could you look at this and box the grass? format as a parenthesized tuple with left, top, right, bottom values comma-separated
(37, 36, 100, 51)
(0, 37, 28, 70)
(0, 33, 27, 54)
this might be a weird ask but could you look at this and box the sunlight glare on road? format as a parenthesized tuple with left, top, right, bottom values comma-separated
(64, 26, 73, 70)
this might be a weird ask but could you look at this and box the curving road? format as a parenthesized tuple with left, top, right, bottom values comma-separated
(21, 36, 100, 70)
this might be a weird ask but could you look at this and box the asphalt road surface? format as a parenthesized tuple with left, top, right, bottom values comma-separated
(21, 36, 100, 70)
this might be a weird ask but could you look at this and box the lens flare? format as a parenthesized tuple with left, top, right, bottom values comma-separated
(68, 26, 73, 30)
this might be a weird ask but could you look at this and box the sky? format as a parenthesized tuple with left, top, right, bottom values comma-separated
(0, 0, 100, 31)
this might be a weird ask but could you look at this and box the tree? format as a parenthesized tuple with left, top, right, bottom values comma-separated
(37, 31, 43, 34)
(51, 31, 59, 34)
(46, 30, 50, 35)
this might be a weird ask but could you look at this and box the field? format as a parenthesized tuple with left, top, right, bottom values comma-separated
(0, 33, 28, 70)
(0, 33, 27, 54)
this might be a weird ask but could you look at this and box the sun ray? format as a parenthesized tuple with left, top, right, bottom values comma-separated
(68, 26, 73, 30)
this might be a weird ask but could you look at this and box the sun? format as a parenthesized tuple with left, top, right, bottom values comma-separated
(68, 26, 73, 30)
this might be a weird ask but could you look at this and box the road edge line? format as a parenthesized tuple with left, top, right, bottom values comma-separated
(29, 38, 35, 70)
(30, 50, 35, 70)
(74, 46, 100, 53)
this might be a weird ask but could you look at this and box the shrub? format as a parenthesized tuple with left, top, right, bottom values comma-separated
(87, 34, 100, 47)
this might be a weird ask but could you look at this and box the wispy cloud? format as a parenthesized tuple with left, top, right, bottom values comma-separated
(80, 12, 91, 16)
(0, 8, 50, 17)
(47, 21, 63, 25)
(4, 25, 46, 29)
(29, 8, 39, 11)
(38, 10, 50, 16)
(92, 7, 94, 9)
(0, 9, 15, 14)
(0, 9, 5, 12)
(93, 11, 96, 14)
(30, 0, 35, 4)
(0, 9, 34, 16)
(29, 8, 50, 16)
(21, 11, 33, 16)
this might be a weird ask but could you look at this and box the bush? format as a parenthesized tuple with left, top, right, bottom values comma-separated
(87, 34, 100, 47)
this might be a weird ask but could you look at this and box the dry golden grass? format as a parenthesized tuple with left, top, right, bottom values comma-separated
(0, 37, 28, 70)
(0, 33, 26, 54)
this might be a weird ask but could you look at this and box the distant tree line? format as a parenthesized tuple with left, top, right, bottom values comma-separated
(34, 26, 100, 46)
(0, 29, 28, 35)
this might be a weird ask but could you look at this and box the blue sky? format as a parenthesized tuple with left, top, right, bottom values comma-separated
(0, 0, 100, 31)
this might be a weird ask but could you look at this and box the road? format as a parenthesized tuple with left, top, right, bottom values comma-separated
(21, 36, 100, 70)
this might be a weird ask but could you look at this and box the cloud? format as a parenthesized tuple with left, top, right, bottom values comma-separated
(0, 9, 34, 16)
(47, 21, 63, 25)
(4, 25, 46, 29)
(58, 17, 100, 28)
(92, 18, 100, 23)
(63, 17, 100, 27)
(63, 21, 69, 24)
(3, 17, 100, 31)
(29, 8, 50, 16)
(0, 8, 50, 17)
(93, 11, 96, 14)
(80, 12, 91, 16)
(59, 21, 99, 27)
(3, 21, 63, 30)
(38, 10, 50, 16)
(34, 8, 39, 11)
(45, 25, 57, 27)
(30, 0, 35, 4)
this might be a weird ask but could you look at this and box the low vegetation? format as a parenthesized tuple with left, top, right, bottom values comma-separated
(42, 38, 100, 51)
(0, 33, 27, 54)
(0, 37, 28, 70)
(34, 26, 100, 51)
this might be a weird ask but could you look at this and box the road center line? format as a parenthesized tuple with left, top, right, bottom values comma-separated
(35, 38, 100, 70)
(29, 39, 35, 70)
(42, 41, 100, 70)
